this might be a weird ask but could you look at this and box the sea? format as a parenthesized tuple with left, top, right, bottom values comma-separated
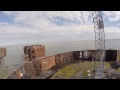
(0, 39, 120, 79)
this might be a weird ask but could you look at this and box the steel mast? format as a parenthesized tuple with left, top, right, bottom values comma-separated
(91, 11, 105, 79)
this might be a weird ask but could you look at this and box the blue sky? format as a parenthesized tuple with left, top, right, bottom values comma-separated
(0, 11, 120, 46)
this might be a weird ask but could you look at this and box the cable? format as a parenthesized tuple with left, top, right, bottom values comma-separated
(27, 11, 38, 45)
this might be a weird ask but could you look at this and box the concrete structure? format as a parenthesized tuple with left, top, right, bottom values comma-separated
(24, 45, 45, 61)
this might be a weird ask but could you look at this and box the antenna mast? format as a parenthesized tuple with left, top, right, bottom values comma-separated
(92, 11, 105, 79)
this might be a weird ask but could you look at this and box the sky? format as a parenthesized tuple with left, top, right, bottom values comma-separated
(0, 11, 120, 46)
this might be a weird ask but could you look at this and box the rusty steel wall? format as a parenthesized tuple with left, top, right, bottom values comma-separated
(5, 50, 120, 79)
(73, 51, 82, 60)
(117, 50, 120, 62)
(29, 46, 45, 61)
(55, 54, 62, 65)
(6, 60, 42, 79)
(82, 50, 92, 60)
(60, 52, 74, 64)
(0, 48, 6, 59)
(41, 60, 50, 70)
(49, 56, 56, 67)
(61, 53, 67, 64)
(6, 71, 18, 79)
(91, 50, 105, 61)
(23, 61, 41, 78)
(23, 46, 30, 61)
(91, 50, 95, 57)
(55, 52, 74, 65)
(91, 50, 117, 61)
(23, 45, 45, 61)
(60, 53, 63, 63)
(68, 52, 74, 62)
(5, 55, 55, 79)
(29, 61, 40, 77)
(15, 69, 22, 79)
(105, 50, 117, 61)
(39, 55, 55, 71)
(24, 63, 33, 78)
(5, 65, 25, 79)
(35, 59, 42, 70)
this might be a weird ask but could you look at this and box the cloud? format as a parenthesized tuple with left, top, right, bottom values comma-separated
(1, 11, 120, 46)
(2, 11, 94, 36)
(3, 11, 93, 25)
(103, 11, 120, 22)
